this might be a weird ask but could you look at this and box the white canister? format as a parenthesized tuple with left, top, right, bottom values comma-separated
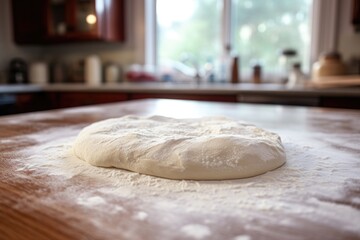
(84, 55, 102, 85)
(105, 64, 120, 83)
(29, 62, 48, 84)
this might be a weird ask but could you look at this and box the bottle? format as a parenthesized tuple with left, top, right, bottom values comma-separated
(204, 58, 215, 83)
(252, 64, 262, 84)
(231, 56, 240, 83)
(218, 44, 232, 83)
(287, 63, 306, 88)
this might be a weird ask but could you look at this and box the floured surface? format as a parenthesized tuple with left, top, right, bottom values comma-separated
(1, 99, 360, 240)
(73, 115, 286, 180)
(10, 128, 360, 240)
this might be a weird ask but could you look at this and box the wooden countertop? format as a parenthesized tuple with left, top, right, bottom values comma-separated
(0, 99, 359, 239)
(1, 82, 360, 97)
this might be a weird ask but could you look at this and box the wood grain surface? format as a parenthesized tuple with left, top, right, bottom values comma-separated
(0, 99, 359, 240)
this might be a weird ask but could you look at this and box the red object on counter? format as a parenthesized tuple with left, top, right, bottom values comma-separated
(126, 71, 157, 82)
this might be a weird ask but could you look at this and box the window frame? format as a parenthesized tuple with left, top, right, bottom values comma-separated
(145, 0, 340, 77)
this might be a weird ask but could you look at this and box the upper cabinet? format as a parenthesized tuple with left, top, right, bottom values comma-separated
(11, 0, 125, 44)
(11, 0, 48, 44)
(353, 0, 360, 32)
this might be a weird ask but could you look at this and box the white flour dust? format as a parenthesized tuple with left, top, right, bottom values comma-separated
(77, 196, 106, 207)
(11, 126, 360, 238)
(233, 235, 252, 240)
(133, 211, 148, 221)
(181, 224, 211, 239)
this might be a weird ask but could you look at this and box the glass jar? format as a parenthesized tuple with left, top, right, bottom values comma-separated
(279, 49, 298, 84)
(287, 63, 306, 88)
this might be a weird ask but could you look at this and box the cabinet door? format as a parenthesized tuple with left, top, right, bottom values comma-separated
(353, 0, 360, 31)
(102, 0, 125, 42)
(46, 0, 102, 41)
(12, 0, 125, 44)
(46, 0, 125, 42)
(11, 0, 47, 44)
(56, 92, 128, 108)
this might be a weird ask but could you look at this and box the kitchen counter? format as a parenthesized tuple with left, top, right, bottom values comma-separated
(0, 84, 43, 93)
(2, 83, 360, 112)
(0, 99, 359, 239)
(1, 82, 360, 96)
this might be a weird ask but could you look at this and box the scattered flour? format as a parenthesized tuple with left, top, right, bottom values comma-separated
(8, 124, 360, 239)
(233, 235, 252, 240)
(180, 224, 211, 239)
(133, 211, 148, 221)
(77, 196, 106, 207)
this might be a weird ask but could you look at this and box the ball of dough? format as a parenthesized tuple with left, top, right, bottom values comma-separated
(73, 115, 286, 180)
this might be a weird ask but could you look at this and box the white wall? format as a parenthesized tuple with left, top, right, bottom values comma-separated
(0, 0, 41, 83)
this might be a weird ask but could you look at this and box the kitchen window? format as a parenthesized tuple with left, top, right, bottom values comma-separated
(145, 0, 339, 82)
(156, 0, 223, 80)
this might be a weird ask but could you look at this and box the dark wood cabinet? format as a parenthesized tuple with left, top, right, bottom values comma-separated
(11, 0, 48, 44)
(48, 92, 128, 108)
(2, 88, 360, 116)
(353, 0, 360, 32)
(0, 92, 50, 115)
(11, 0, 125, 44)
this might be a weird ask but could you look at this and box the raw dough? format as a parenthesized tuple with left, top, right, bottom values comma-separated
(73, 115, 286, 180)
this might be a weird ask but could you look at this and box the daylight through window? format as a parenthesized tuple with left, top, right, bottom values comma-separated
(156, 0, 312, 82)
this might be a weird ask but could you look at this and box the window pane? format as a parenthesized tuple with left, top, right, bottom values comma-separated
(232, 0, 312, 74)
(157, 0, 222, 79)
